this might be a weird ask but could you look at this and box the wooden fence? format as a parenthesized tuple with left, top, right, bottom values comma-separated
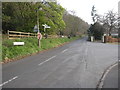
(8, 30, 37, 39)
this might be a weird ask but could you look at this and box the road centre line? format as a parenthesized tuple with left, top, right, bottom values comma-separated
(0, 76, 18, 87)
(38, 49, 68, 66)
(38, 55, 56, 66)
(61, 49, 68, 53)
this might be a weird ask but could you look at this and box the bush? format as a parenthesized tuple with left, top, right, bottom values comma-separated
(89, 22, 104, 40)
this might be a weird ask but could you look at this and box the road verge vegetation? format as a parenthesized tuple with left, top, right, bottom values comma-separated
(2, 37, 80, 63)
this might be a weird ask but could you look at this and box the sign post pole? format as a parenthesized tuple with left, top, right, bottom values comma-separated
(37, 32, 42, 48)
(36, 7, 42, 48)
(33, 25, 42, 48)
(38, 32, 40, 48)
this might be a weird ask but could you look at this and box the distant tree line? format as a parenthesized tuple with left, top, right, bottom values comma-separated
(2, 1, 89, 37)
(63, 11, 89, 37)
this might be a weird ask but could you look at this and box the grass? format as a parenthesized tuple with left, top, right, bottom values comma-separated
(2, 37, 80, 62)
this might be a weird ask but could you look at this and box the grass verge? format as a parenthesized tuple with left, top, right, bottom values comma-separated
(2, 37, 80, 63)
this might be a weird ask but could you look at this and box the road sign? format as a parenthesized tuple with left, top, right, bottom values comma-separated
(46, 26, 50, 28)
(37, 32, 42, 40)
(42, 24, 51, 29)
(13, 42, 25, 46)
(34, 30, 38, 32)
(33, 25, 38, 32)
(34, 25, 37, 29)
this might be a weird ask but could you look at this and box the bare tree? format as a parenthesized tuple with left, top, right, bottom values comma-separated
(101, 11, 118, 36)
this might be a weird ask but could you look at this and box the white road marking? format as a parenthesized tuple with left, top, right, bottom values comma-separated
(61, 49, 68, 53)
(0, 76, 18, 87)
(62, 58, 71, 63)
(38, 55, 56, 66)
(97, 62, 118, 88)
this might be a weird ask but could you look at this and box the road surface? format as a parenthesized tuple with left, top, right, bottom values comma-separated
(102, 64, 119, 88)
(2, 37, 118, 88)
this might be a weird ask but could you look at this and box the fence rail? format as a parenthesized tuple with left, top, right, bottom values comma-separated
(8, 30, 37, 39)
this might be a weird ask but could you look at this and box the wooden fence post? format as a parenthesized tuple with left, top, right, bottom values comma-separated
(20, 32, 21, 38)
(8, 30, 9, 39)
(28, 33, 29, 38)
(35, 33, 36, 37)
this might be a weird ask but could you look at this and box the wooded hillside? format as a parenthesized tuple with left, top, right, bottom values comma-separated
(2, 1, 89, 36)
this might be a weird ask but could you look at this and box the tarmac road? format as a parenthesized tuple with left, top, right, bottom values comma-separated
(102, 64, 119, 88)
(2, 37, 118, 88)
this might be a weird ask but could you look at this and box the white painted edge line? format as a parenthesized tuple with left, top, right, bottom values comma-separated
(0, 76, 18, 87)
(98, 62, 118, 88)
(38, 55, 56, 66)
(61, 49, 68, 53)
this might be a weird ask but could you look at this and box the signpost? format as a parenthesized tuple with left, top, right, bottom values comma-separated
(33, 25, 42, 48)
(42, 24, 50, 32)
(37, 32, 42, 40)
(37, 32, 42, 47)
(34, 24, 50, 47)
(42, 24, 50, 39)
(35, 7, 42, 48)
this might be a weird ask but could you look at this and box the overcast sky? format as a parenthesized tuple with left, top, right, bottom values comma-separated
(57, 0, 119, 24)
